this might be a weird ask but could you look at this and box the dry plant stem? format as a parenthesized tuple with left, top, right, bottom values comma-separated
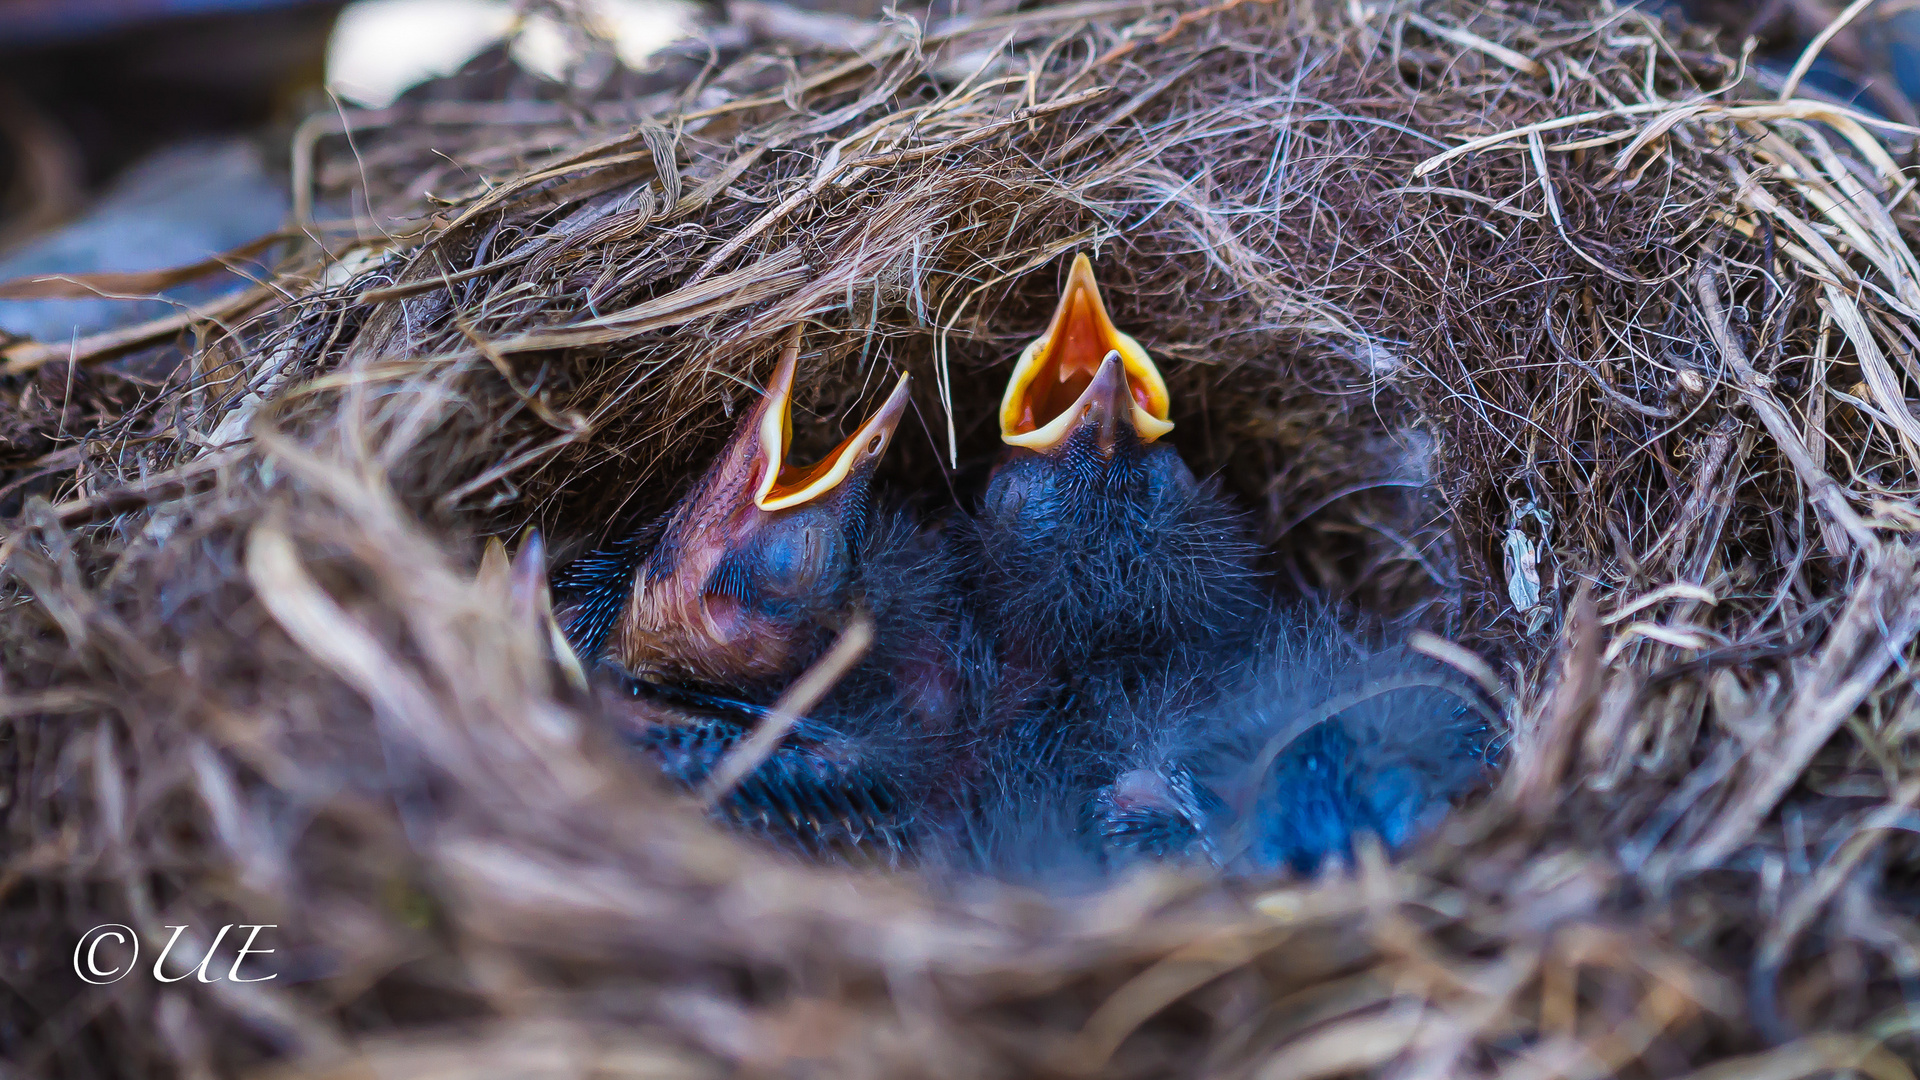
(1409, 630, 1508, 704)
(0, 233, 289, 301)
(686, 87, 1110, 285)
(1069, 924, 1286, 1069)
(1688, 544, 1920, 868)
(1679, 1036, 1919, 1080)
(0, 286, 274, 375)
(696, 615, 873, 806)
(1750, 775, 1920, 1040)
(1514, 586, 1600, 820)
(484, 252, 811, 354)
(1404, 10, 1547, 77)
(41, 452, 234, 528)
(246, 519, 483, 778)
(290, 101, 674, 227)
(1694, 262, 1874, 555)
(1415, 99, 1918, 182)
(1776, 0, 1879, 102)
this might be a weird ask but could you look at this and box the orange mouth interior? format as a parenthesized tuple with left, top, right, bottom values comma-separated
(754, 359, 911, 512)
(1009, 287, 1160, 434)
(762, 427, 883, 505)
(1001, 254, 1172, 449)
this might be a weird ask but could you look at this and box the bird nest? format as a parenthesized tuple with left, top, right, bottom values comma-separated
(9, 0, 1920, 1074)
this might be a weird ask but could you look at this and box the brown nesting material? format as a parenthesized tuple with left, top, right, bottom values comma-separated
(7, 0, 1920, 1075)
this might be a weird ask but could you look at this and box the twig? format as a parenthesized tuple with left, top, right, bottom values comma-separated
(1687, 544, 1920, 868)
(7, 451, 237, 536)
(697, 616, 873, 806)
(1, 287, 272, 376)
(1409, 631, 1509, 706)
(1085, 0, 1280, 71)
(0, 233, 288, 300)
(1414, 98, 1918, 179)
(1694, 262, 1875, 555)
(1749, 775, 1920, 1040)
(1777, 0, 1878, 102)
(1512, 586, 1600, 821)
(1405, 11, 1546, 76)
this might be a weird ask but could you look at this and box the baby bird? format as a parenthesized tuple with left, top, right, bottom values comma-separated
(555, 334, 963, 859)
(946, 255, 1496, 881)
(937, 255, 1266, 874)
(563, 334, 909, 694)
(972, 255, 1265, 674)
(1094, 614, 1499, 877)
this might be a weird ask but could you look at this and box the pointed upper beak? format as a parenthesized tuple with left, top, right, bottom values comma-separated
(605, 332, 911, 687)
(484, 530, 590, 692)
(1075, 351, 1138, 457)
(1000, 254, 1173, 452)
(753, 338, 912, 511)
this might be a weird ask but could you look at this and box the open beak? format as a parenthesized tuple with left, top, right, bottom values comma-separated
(481, 530, 591, 693)
(609, 332, 911, 686)
(1000, 253, 1172, 452)
(753, 337, 912, 511)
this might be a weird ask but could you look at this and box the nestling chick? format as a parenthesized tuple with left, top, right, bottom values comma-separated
(561, 333, 911, 695)
(1095, 612, 1500, 876)
(945, 613, 1498, 883)
(970, 255, 1264, 675)
(938, 255, 1265, 870)
(943, 256, 1495, 881)
(554, 333, 966, 859)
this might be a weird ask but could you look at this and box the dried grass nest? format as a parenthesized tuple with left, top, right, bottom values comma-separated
(9, 0, 1920, 1074)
